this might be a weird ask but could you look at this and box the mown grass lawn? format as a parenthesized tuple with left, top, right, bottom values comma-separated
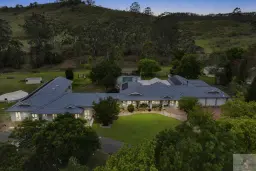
(0, 70, 100, 94)
(93, 114, 181, 145)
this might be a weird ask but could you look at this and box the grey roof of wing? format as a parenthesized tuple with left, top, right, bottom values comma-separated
(188, 80, 210, 87)
(7, 77, 72, 112)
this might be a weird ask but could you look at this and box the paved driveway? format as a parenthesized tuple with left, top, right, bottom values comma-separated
(99, 137, 123, 154)
(0, 132, 11, 142)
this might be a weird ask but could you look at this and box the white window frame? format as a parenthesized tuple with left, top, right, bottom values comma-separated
(16, 112, 21, 121)
(52, 114, 57, 119)
(75, 114, 80, 119)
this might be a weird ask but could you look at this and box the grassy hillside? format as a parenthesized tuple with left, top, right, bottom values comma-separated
(0, 3, 255, 53)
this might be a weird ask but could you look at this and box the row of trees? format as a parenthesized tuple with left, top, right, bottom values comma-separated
(0, 3, 199, 69)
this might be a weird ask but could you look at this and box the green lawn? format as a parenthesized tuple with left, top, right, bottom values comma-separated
(199, 75, 216, 85)
(0, 70, 104, 94)
(93, 114, 180, 144)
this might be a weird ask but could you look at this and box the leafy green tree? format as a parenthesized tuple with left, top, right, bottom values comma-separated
(85, 0, 95, 6)
(101, 73, 116, 90)
(141, 40, 155, 59)
(26, 115, 100, 171)
(221, 98, 256, 118)
(233, 7, 242, 14)
(65, 68, 74, 80)
(61, 157, 89, 171)
(247, 76, 256, 102)
(23, 13, 61, 68)
(219, 119, 256, 153)
(4, 39, 25, 69)
(94, 141, 157, 171)
(89, 59, 121, 88)
(0, 143, 29, 171)
(138, 58, 161, 77)
(226, 48, 245, 61)
(174, 54, 201, 79)
(143, 7, 153, 15)
(178, 97, 199, 113)
(130, 2, 140, 13)
(127, 104, 135, 113)
(152, 15, 180, 57)
(237, 59, 248, 83)
(0, 19, 12, 51)
(155, 108, 236, 171)
(93, 97, 120, 126)
(9, 119, 46, 149)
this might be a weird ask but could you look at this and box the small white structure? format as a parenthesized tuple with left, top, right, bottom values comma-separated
(0, 90, 28, 102)
(25, 77, 43, 84)
(138, 78, 171, 86)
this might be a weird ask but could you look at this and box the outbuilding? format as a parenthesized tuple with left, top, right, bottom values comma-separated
(0, 90, 28, 102)
(25, 77, 43, 84)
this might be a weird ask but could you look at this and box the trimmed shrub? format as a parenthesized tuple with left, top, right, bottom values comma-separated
(65, 68, 74, 80)
(127, 104, 135, 113)
(139, 103, 148, 108)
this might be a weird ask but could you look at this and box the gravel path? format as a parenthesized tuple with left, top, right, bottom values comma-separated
(99, 137, 124, 154)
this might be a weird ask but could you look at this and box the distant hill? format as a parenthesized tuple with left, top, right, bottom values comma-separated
(0, 2, 255, 54)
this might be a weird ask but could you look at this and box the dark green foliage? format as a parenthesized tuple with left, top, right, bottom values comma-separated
(89, 60, 121, 89)
(26, 115, 100, 170)
(10, 119, 46, 149)
(154, 108, 236, 171)
(130, 2, 140, 13)
(93, 97, 120, 126)
(101, 73, 116, 90)
(143, 7, 153, 15)
(226, 47, 245, 61)
(95, 142, 156, 171)
(0, 19, 25, 69)
(179, 97, 199, 113)
(138, 58, 161, 77)
(23, 13, 62, 68)
(139, 103, 148, 108)
(219, 119, 256, 153)
(247, 77, 256, 102)
(65, 68, 74, 80)
(222, 98, 256, 118)
(173, 54, 201, 79)
(0, 19, 12, 50)
(127, 104, 135, 113)
(0, 143, 29, 171)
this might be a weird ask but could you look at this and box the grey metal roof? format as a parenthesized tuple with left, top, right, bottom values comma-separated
(7, 76, 229, 115)
(7, 77, 72, 112)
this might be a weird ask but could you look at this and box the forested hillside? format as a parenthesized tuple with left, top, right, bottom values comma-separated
(0, 1, 255, 69)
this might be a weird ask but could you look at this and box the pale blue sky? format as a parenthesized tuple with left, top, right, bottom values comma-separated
(1, 0, 256, 14)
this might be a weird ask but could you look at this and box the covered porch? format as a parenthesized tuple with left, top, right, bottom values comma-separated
(120, 100, 179, 110)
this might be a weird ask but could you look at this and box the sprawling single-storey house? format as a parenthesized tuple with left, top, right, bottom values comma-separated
(7, 75, 229, 122)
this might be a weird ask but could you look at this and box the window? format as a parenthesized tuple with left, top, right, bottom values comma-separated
(15, 112, 21, 121)
(53, 114, 57, 119)
(32, 114, 37, 118)
(75, 114, 80, 119)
